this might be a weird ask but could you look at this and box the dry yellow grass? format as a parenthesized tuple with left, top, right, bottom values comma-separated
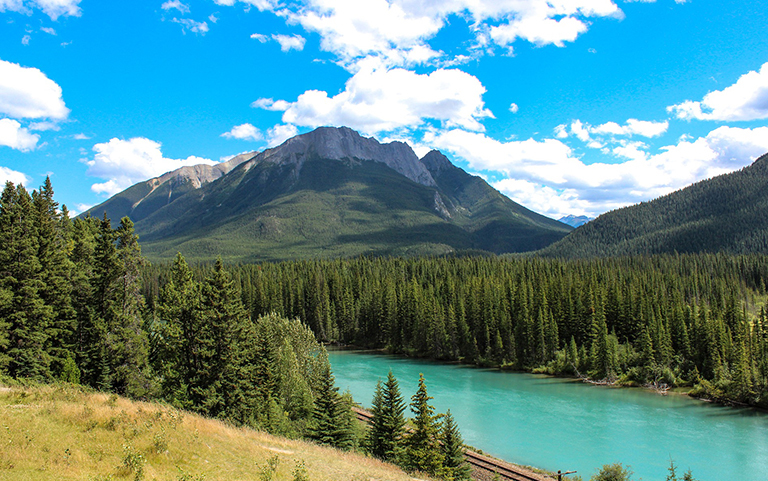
(0, 383, 429, 481)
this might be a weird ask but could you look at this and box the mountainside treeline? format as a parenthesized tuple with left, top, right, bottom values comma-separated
(142, 254, 768, 407)
(542, 152, 768, 257)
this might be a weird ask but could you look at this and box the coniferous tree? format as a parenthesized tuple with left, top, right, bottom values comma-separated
(404, 373, 444, 476)
(367, 370, 406, 462)
(154, 252, 202, 408)
(309, 363, 354, 449)
(441, 410, 471, 481)
(32, 177, 76, 379)
(194, 257, 257, 424)
(0, 183, 52, 380)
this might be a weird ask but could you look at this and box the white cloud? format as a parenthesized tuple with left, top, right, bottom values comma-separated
(250, 33, 268, 42)
(0, 0, 81, 20)
(0, 165, 31, 186)
(668, 61, 768, 121)
(0, 58, 69, 120)
(162, 0, 189, 13)
(255, 65, 493, 134)
(172, 17, 209, 34)
(425, 125, 768, 217)
(221, 123, 263, 141)
(85, 137, 216, 196)
(219, 0, 624, 70)
(272, 33, 306, 52)
(509, 103, 519, 113)
(251, 98, 291, 111)
(41, 26, 56, 35)
(33, 0, 80, 19)
(0, 118, 40, 151)
(266, 124, 298, 147)
(591, 119, 668, 138)
(28, 120, 60, 131)
(21, 35, 30, 45)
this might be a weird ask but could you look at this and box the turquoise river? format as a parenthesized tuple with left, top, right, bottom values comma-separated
(328, 350, 768, 481)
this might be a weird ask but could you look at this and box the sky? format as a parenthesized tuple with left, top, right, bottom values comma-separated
(1, 0, 768, 219)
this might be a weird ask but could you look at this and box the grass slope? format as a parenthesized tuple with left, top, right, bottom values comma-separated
(541, 152, 768, 258)
(0, 382, 424, 481)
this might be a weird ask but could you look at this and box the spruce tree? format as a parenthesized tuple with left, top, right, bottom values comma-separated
(441, 410, 471, 481)
(32, 177, 76, 379)
(367, 370, 406, 461)
(309, 363, 354, 450)
(195, 257, 257, 424)
(0, 183, 52, 380)
(155, 252, 202, 408)
(404, 373, 444, 476)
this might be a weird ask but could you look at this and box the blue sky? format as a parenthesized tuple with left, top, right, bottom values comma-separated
(1, 0, 768, 219)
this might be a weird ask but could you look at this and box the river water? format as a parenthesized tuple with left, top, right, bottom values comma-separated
(328, 350, 768, 481)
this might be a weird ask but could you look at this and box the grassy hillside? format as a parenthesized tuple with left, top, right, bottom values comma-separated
(541, 152, 768, 258)
(0, 381, 425, 481)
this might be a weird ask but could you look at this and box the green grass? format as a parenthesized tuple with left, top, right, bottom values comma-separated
(0, 382, 428, 481)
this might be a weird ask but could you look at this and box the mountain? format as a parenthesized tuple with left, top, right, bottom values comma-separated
(558, 214, 592, 228)
(85, 126, 571, 261)
(541, 152, 768, 258)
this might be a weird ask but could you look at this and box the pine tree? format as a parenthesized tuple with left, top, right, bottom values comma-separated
(0, 183, 52, 381)
(404, 373, 444, 476)
(32, 177, 76, 379)
(309, 363, 354, 449)
(367, 370, 406, 462)
(441, 410, 471, 481)
(194, 258, 257, 424)
(155, 252, 202, 408)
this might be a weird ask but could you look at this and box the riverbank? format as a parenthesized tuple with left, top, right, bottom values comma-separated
(328, 348, 768, 481)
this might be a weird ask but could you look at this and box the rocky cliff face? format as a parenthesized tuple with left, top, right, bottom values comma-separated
(253, 126, 437, 187)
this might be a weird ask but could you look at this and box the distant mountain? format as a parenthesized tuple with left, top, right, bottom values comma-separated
(85, 126, 571, 261)
(541, 152, 768, 258)
(558, 215, 592, 228)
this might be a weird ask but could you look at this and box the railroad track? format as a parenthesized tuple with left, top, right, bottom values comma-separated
(352, 407, 552, 481)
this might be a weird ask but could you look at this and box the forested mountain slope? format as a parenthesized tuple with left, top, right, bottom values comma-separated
(85, 127, 571, 262)
(541, 152, 768, 258)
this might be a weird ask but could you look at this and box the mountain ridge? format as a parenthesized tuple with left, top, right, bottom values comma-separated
(541, 151, 768, 258)
(85, 126, 571, 261)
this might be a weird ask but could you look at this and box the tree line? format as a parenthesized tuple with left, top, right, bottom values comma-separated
(0, 179, 474, 480)
(140, 254, 768, 407)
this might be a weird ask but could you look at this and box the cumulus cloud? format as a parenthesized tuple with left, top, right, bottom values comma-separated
(253, 65, 493, 134)
(668, 61, 768, 121)
(217, 0, 625, 69)
(272, 34, 306, 51)
(426, 126, 768, 217)
(221, 123, 263, 141)
(0, 0, 82, 20)
(0, 58, 69, 120)
(0, 118, 39, 151)
(0, 165, 31, 186)
(162, 0, 189, 13)
(85, 137, 216, 196)
(266, 124, 299, 147)
(250, 33, 268, 42)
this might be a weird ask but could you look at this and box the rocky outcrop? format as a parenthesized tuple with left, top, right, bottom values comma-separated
(254, 126, 437, 187)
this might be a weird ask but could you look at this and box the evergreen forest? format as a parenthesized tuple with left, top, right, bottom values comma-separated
(141, 251, 768, 408)
(0, 179, 472, 479)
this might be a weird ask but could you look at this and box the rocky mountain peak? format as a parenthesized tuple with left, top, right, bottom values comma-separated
(258, 126, 437, 187)
(420, 150, 454, 173)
